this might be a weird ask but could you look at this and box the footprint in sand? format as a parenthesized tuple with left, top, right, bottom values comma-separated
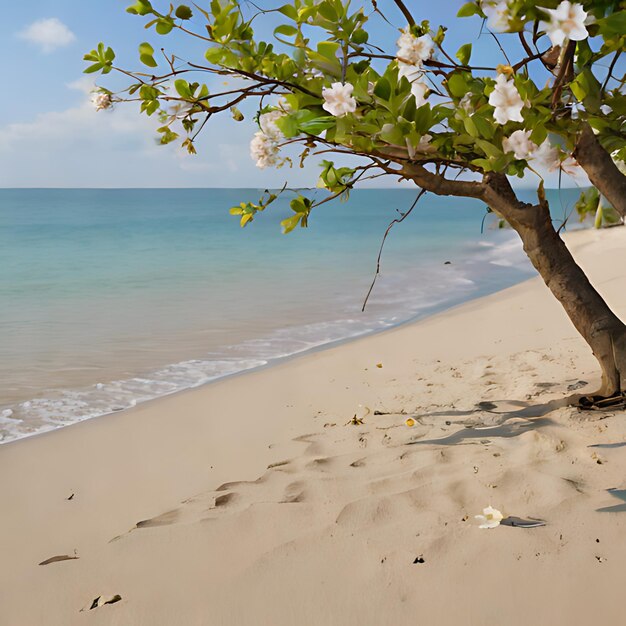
(281, 481, 306, 503)
(135, 509, 181, 528)
(214, 492, 238, 508)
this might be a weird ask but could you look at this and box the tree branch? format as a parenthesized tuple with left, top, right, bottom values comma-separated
(574, 124, 626, 219)
(399, 162, 487, 199)
(392, 0, 415, 26)
(551, 40, 576, 109)
(602, 50, 622, 93)
(362, 188, 427, 311)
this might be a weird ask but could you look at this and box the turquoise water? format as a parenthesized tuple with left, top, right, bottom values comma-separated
(0, 187, 582, 442)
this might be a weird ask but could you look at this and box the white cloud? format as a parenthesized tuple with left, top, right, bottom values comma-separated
(0, 80, 330, 188)
(18, 18, 76, 53)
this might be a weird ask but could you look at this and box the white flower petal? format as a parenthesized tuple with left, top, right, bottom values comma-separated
(322, 82, 357, 117)
(542, 1, 588, 46)
(489, 75, 524, 125)
(250, 131, 280, 169)
(482, 1, 511, 33)
(502, 129, 537, 160)
(396, 29, 434, 66)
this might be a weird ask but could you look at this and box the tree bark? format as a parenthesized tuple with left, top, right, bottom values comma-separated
(402, 165, 626, 396)
(574, 124, 626, 220)
(494, 187, 626, 396)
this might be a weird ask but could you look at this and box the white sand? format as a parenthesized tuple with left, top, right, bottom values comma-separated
(1, 227, 626, 625)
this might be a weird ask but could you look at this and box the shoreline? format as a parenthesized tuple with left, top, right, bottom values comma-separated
(0, 233, 531, 446)
(1, 226, 625, 625)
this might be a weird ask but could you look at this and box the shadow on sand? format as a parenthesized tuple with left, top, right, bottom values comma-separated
(596, 489, 626, 513)
(408, 398, 568, 447)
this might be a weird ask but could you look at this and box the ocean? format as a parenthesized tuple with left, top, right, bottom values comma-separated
(0, 187, 582, 442)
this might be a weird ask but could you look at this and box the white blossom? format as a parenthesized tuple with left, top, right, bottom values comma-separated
(166, 101, 193, 125)
(532, 139, 560, 169)
(417, 133, 433, 151)
(502, 129, 537, 160)
(488, 74, 524, 124)
(481, 1, 511, 33)
(91, 92, 112, 112)
(600, 104, 613, 115)
(411, 77, 429, 108)
(541, 1, 589, 47)
(396, 29, 434, 66)
(322, 82, 357, 117)
(397, 63, 429, 107)
(395, 28, 433, 109)
(250, 131, 280, 169)
(259, 110, 285, 141)
(475, 506, 503, 529)
(527, 139, 580, 175)
(397, 61, 422, 84)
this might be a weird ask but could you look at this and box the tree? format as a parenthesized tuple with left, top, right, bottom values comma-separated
(86, 0, 626, 402)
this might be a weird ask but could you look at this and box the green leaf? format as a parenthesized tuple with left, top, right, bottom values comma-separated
(230, 106, 244, 121)
(316, 41, 340, 62)
(463, 115, 478, 137)
(318, 1, 338, 21)
(126, 0, 154, 15)
(281, 214, 301, 233)
(138, 42, 157, 67)
(472, 114, 495, 139)
(278, 4, 298, 20)
(455, 43, 472, 66)
(155, 18, 174, 35)
(571, 68, 601, 107)
(597, 11, 626, 37)
(274, 24, 298, 37)
(84, 62, 104, 74)
(204, 47, 225, 64)
(457, 2, 480, 17)
(475, 138, 503, 159)
(174, 79, 193, 98)
(373, 77, 391, 101)
(275, 115, 299, 138)
(447, 72, 470, 98)
(413, 103, 433, 133)
(352, 29, 368, 44)
(140, 53, 158, 67)
(175, 5, 193, 20)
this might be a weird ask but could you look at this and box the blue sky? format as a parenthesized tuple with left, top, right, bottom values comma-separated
(0, 0, 584, 188)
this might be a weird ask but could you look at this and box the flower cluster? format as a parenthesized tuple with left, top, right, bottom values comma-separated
(541, 1, 589, 47)
(502, 129, 581, 175)
(488, 74, 524, 124)
(322, 82, 357, 117)
(396, 29, 434, 66)
(91, 92, 112, 112)
(396, 27, 433, 107)
(249, 109, 287, 169)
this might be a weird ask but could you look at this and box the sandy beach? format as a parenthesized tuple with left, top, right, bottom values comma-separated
(1, 225, 625, 625)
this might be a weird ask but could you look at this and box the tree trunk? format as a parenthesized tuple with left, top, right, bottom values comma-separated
(487, 177, 626, 397)
(401, 164, 626, 397)
(574, 124, 626, 220)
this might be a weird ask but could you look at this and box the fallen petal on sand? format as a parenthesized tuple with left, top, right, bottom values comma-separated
(475, 506, 504, 529)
